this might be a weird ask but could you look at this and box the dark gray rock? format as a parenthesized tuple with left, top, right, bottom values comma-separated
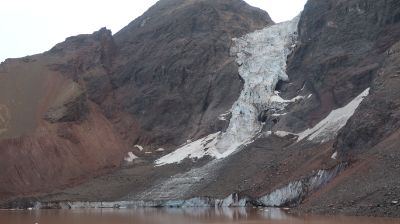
(108, 0, 273, 147)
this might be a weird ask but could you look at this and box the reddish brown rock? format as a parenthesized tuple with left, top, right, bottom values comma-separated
(0, 0, 272, 201)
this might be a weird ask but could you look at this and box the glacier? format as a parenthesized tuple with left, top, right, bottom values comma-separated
(215, 15, 300, 157)
(156, 16, 300, 165)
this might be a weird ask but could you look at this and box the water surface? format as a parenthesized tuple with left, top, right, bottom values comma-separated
(1, 208, 398, 224)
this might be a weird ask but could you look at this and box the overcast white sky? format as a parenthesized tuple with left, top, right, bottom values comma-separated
(0, 0, 307, 62)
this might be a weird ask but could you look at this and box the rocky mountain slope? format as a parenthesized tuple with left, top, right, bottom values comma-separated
(0, 0, 271, 201)
(1, 0, 400, 217)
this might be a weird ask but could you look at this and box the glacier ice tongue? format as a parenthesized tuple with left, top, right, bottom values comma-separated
(156, 16, 300, 165)
(213, 16, 300, 158)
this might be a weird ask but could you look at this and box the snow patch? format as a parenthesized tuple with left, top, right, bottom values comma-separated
(331, 151, 338, 160)
(156, 148, 165, 152)
(134, 145, 144, 151)
(218, 111, 231, 121)
(270, 94, 304, 104)
(155, 132, 220, 166)
(124, 152, 138, 163)
(272, 113, 287, 117)
(297, 88, 370, 143)
(274, 131, 295, 138)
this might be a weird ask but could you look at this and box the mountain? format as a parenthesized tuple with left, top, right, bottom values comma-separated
(0, 0, 271, 202)
(1, 0, 400, 217)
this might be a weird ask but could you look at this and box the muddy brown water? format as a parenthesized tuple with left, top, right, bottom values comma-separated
(1, 208, 398, 224)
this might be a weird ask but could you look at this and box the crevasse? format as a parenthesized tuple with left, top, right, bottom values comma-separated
(156, 16, 300, 165)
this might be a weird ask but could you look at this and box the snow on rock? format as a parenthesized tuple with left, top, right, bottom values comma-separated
(124, 152, 138, 163)
(331, 151, 338, 160)
(218, 111, 231, 121)
(156, 132, 220, 166)
(269, 94, 304, 105)
(272, 113, 287, 117)
(274, 131, 295, 138)
(297, 88, 370, 143)
(156, 148, 165, 152)
(134, 145, 144, 151)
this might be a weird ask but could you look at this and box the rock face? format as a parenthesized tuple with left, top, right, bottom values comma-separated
(0, 0, 272, 201)
(283, 0, 400, 154)
(110, 0, 272, 147)
(283, 0, 400, 216)
(1, 0, 400, 218)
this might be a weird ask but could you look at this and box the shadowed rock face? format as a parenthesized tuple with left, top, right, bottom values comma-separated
(278, 0, 400, 216)
(278, 0, 400, 156)
(0, 0, 272, 200)
(109, 0, 272, 147)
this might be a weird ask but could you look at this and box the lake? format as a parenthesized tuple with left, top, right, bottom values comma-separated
(1, 207, 398, 224)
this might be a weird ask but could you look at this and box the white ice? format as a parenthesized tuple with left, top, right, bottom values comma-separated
(134, 145, 144, 151)
(156, 16, 300, 165)
(124, 152, 138, 163)
(331, 151, 338, 160)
